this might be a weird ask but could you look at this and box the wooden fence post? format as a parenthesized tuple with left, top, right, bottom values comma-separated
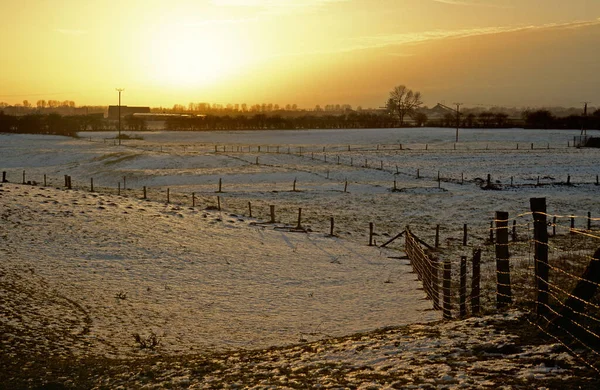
(293, 178, 297, 191)
(530, 198, 549, 317)
(552, 216, 556, 237)
(218, 178, 222, 193)
(248, 202, 252, 217)
(43, 174, 46, 187)
(22, 170, 25, 184)
(65, 175, 69, 188)
(2, 171, 6, 183)
(166, 188, 170, 203)
(495, 211, 512, 308)
(143, 186, 147, 200)
(192, 192, 195, 207)
(460, 256, 467, 317)
(217, 196, 221, 211)
(435, 225, 440, 248)
(90, 178, 94, 192)
(471, 249, 481, 315)
(570, 216, 575, 234)
(270, 205, 275, 223)
(369, 222, 374, 246)
(344, 180, 348, 193)
(118, 182, 121, 195)
(330, 217, 334, 236)
(123, 176, 126, 191)
(463, 224, 468, 246)
(443, 259, 452, 319)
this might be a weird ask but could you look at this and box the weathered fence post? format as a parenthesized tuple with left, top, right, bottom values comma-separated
(118, 182, 121, 195)
(344, 180, 348, 193)
(248, 202, 252, 217)
(65, 175, 69, 188)
(369, 222, 374, 246)
(192, 192, 195, 207)
(330, 217, 335, 236)
(471, 249, 481, 315)
(90, 178, 94, 192)
(443, 259, 452, 319)
(435, 225, 440, 248)
(460, 256, 467, 317)
(293, 178, 297, 191)
(143, 186, 147, 200)
(218, 178, 222, 193)
(495, 211, 512, 308)
(512, 220, 517, 242)
(123, 176, 126, 191)
(166, 188, 170, 203)
(417, 169, 420, 179)
(269, 205, 275, 223)
(463, 224, 468, 246)
(67, 176, 72, 189)
(217, 196, 221, 211)
(570, 216, 575, 234)
(552, 216, 557, 237)
(43, 174, 46, 187)
(2, 171, 6, 183)
(567, 175, 571, 185)
(530, 198, 549, 316)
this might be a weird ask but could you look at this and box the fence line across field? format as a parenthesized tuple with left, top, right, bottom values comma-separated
(4, 169, 600, 372)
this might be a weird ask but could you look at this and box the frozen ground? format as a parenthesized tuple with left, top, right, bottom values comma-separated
(1, 183, 598, 389)
(1, 128, 600, 388)
(1, 129, 599, 248)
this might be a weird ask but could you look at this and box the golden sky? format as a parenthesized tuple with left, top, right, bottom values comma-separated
(1, 0, 599, 108)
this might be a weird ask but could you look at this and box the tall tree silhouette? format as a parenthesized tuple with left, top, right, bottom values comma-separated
(386, 85, 423, 126)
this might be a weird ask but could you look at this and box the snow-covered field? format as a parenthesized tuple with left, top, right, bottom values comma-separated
(1, 128, 600, 388)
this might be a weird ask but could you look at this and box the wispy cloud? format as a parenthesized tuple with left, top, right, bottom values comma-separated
(55, 29, 88, 36)
(347, 19, 600, 52)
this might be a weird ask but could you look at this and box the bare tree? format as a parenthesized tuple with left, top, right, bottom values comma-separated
(386, 85, 423, 126)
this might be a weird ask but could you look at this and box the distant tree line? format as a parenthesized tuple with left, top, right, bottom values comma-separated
(164, 112, 396, 130)
(520, 109, 600, 130)
(0, 112, 108, 137)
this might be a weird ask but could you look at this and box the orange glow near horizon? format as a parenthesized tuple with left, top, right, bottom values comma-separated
(1, 1, 599, 108)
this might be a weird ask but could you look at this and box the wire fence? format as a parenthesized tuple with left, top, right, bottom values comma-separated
(404, 198, 600, 372)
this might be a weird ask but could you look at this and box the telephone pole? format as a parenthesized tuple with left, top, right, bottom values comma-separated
(581, 101, 590, 136)
(453, 103, 463, 142)
(116, 88, 125, 145)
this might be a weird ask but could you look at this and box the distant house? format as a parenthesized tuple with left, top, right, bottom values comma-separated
(107, 105, 150, 120)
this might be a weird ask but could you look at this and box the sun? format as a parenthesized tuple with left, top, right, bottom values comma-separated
(146, 24, 249, 88)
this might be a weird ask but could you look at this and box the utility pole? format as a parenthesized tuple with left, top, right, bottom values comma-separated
(453, 102, 462, 142)
(581, 101, 590, 136)
(116, 88, 125, 145)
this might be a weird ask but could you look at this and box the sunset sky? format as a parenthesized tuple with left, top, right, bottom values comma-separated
(1, 0, 599, 109)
